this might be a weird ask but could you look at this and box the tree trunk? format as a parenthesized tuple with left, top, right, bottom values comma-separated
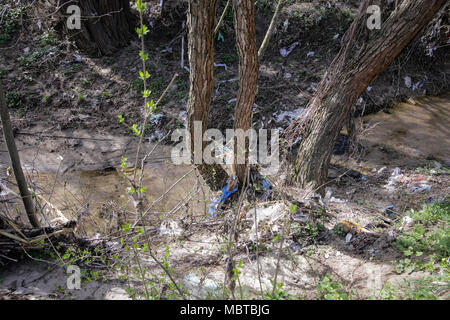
(287, 0, 447, 192)
(186, 0, 228, 190)
(232, 0, 259, 183)
(0, 83, 40, 228)
(60, 0, 136, 56)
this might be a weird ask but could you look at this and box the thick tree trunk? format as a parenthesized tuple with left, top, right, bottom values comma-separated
(232, 0, 259, 183)
(60, 0, 136, 56)
(186, 0, 228, 190)
(287, 0, 447, 192)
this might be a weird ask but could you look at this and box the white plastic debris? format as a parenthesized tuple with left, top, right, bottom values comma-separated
(407, 184, 432, 194)
(324, 188, 333, 201)
(184, 273, 219, 298)
(333, 33, 340, 40)
(282, 19, 289, 32)
(377, 166, 387, 174)
(345, 233, 353, 243)
(179, 110, 186, 122)
(384, 167, 404, 191)
(330, 197, 347, 203)
(307, 51, 315, 58)
(214, 62, 228, 70)
(388, 230, 396, 241)
(0, 182, 16, 197)
(404, 76, 412, 88)
(246, 203, 288, 240)
(276, 108, 305, 124)
(280, 41, 300, 57)
(400, 216, 414, 231)
(159, 220, 182, 237)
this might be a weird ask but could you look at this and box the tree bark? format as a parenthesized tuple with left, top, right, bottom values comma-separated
(60, 0, 136, 56)
(186, 0, 228, 190)
(287, 0, 447, 192)
(0, 83, 40, 228)
(232, 0, 259, 183)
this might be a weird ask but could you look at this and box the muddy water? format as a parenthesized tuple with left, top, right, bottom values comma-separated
(1, 94, 449, 234)
(0, 130, 210, 235)
(29, 160, 207, 236)
(359, 93, 450, 168)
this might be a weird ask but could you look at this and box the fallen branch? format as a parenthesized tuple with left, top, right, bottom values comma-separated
(258, 0, 285, 60)
(214, 0, 231, 35)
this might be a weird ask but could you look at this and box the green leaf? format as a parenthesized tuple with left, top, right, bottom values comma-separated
(145, 100, 155, 111)
(136, 0, 146, 12)
(132, 124, 141, 136)
(139, 50, 149, 61)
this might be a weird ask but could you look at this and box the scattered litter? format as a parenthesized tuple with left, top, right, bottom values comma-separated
(282, 19, 289, 32)
(280, 41, 300, 57)
(179, 110, 186, 122)
(159, 220, 182, 237)
(246, 203, 288, 240)
(217, 31, 224, 42)
(377, 166, 387, 174)
(388, 230, 396, 241)
(284, 72, 292, 79)
(74, 54, 82, 62)
(307, 51, 315, 58)
(150, 113, 163, 124)
(208, 181, 238, 216)
(23, 47, 30, 53)
(0, 182, 16, 197)
(404, 76, 412, 88)
(333, 33, 340, 40)
(400, 216, 414, 232)
(324, 188, 333, 201)
(78, 114, 90, 121)
(412, 78, 427, 91)
(276, 108, 305, 124)
(345, 233, 353, 243)
(329, 197, 347, 203)
(339, 220, 362, 234)
(214, 62, 227, 70)
(407, 184, 431, 194)
(367, 86, 372, 92)
(384, 167, 404, 190)
(432, 161, 442, 169)
(384, 205, 395, 216)
(184, 273, 219, 298)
